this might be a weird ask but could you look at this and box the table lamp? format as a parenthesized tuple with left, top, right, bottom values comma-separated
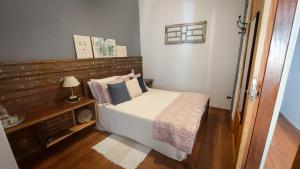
(63, 76, 80, 103)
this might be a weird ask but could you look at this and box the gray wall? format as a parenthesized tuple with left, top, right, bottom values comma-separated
(281, 31, 300, 130)
(0, 0, 140, 63)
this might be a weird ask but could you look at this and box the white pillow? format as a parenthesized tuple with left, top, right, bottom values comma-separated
(118, 73, 135, 81)
(90, 76, 119, 103)
(125, 78, 142, 98)
(87, 81, 98, 100)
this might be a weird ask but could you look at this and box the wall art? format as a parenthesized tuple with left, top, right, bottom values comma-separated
(165, 21, 207, 44)
(116, 46, 127, 57)
(91, 37, 117, 58)
(73, 35, 93, 59)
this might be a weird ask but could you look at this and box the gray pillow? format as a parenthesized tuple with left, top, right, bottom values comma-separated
(137, 75, 148, 93)
(107, 81, 131, 105)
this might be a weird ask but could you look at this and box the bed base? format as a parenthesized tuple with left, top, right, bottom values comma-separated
(82, 80, 209, 169)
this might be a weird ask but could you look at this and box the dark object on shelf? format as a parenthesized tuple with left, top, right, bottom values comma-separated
(67, 96, 80, 103)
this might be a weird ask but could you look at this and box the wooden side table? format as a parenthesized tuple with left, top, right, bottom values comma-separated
(5, 98, 98, 161)
(144, 79, 154, 88)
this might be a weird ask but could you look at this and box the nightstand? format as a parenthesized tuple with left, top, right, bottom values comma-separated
(144, 79, 154, 88)
(5, 98, 98, 161)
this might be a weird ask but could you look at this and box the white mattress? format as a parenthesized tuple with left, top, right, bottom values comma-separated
(96, 88, 187, 161)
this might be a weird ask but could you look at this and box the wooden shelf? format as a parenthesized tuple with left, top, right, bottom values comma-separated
(70, 120, 96, 132)
(6, 97, 98, 161)
(5, 98, 96, 134)
(47, 120, 96, 148)
(47, 131, 73, 148)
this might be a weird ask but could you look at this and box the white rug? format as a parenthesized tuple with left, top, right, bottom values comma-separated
(92, 134, 151, 169)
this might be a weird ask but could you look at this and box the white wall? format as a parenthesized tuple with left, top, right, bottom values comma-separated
(280, 32, 300, 130)
(139, 0, 244, 109)
(0, 124, 19, 169)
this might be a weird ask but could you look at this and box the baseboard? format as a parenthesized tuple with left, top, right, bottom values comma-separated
(279, 113, 300, 133)
(210, 106, 230, 112)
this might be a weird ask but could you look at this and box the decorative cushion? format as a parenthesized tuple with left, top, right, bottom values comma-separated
(136, 75, 148, 93)
(91, 76, 122, 104)
(107, 82, 131, 105)
(125, 78, 143, 98)
(118, 73, 135, 81)
(87, 81, 99, 100)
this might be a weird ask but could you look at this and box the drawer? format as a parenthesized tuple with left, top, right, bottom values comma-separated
(45, 112, 74, 137)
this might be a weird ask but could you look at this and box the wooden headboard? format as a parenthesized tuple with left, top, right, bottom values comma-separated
(0, 57, 142, 114)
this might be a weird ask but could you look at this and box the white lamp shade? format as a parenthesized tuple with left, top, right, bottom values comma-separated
(63, 76, 80, 88)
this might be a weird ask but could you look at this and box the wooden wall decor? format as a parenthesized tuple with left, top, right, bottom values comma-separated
(0, 57, 142, 115)
(165, 21, 207, 44)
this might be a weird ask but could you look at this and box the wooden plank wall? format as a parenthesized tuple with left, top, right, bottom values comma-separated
(0, 57, 142, 114)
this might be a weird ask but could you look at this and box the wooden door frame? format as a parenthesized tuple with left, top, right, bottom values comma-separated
(235, 0, 298, 168)
(261, 0, 300, 167)
(233, 2, 259, 158)
(292, 146, 300, 169)
(235, 0, 278, 168)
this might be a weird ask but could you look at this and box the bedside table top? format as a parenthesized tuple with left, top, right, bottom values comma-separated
(5, 98, 96, 134)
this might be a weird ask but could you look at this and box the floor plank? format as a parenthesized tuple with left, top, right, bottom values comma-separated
(265, 114, 300, 169)
(19, 107, 234, 169)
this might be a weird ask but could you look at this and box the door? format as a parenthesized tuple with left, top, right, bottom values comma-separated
(234, 0, 298, 168)
(233, 0, 269, 161)
(292, 145, 300, 169)
(233, 11, 260, 157)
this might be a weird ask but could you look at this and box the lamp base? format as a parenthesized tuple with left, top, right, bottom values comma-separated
(67, 95, 80, 103)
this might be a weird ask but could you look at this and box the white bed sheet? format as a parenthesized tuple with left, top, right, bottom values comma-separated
(96, 88, 187, 161)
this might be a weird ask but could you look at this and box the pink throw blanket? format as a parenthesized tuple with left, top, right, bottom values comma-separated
(153, 92, 209, 154)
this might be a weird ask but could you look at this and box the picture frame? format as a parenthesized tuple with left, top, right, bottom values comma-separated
(73, 35, 93, 59)
(91, 37, 117, 58)
(165, 21, 207, 44)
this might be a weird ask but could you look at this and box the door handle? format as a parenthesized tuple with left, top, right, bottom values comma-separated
(249, 78, 258, 101)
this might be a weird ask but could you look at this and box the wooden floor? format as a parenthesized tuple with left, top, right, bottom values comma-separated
(19, 108, 234, 169)
(265, 114, 300, 169)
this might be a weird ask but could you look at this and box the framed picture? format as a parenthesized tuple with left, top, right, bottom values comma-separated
(73, 35, 93, 59)
(116, 46, 127, 57)
(91, 37, 117, 58)
(165, 21, 207, 44)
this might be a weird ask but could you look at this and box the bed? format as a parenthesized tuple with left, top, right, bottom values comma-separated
(83, 82, 209, 169)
